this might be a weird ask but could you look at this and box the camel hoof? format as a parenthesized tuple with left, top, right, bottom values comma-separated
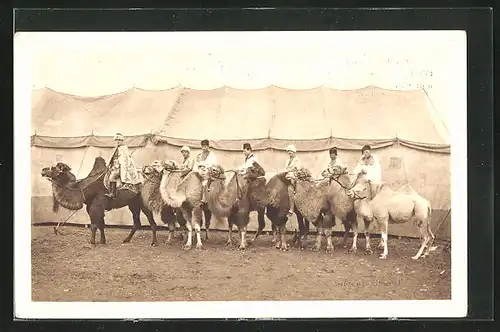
(122, 239, 130, 244)
(312, 247, 320, 252)
(165, 239, 171, 245)
(183, 244, 192, 251)
(379, 254, 387, 260)
(226, 241, 233, 246)
(151, 242, 158, 247)
(411, 255, 419, 260)
(280, 244, 289, 251)
(365, 248, 373, 255)
(326, 248, 333, 254)
(100, 241, 106, 245)
(239, 245, 246, 250)
(196, 244, 203, 251)
(348, 247, 357, 254)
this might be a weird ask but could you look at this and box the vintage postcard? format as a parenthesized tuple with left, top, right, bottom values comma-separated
(14, 30, 467, 319)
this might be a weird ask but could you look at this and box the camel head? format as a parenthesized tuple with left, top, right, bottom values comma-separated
(292, 167, 313, 182)
(41, 162, 74, 185)
(347, 174, 372, 200)
(161, 160, 179, 172)
(321, 165, 348, 179)
(143, 161, 163, 177)
(244, 161, 266, 180)
(208, 164, 226, 180)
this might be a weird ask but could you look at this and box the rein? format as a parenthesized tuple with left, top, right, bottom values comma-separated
(142, 171, 161, 185)
(326, 172, 366, 201)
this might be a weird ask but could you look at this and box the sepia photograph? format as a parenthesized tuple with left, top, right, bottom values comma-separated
(14, 30, 467, 319)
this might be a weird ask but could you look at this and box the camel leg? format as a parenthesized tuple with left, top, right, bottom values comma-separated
(192, 207, 203, 250)
(379, 218, 389, 259)
(203, 206, 212, 241)
(338, 217, 350, 248)
(313, 226, 323, 252)
(296, 213, 307, 250)
(142, 208, 158, 247)
(90, 224, 97, 245)
(302, 214, 310, 242)
(88, 197, 106, 245)
(272, 223, 279, 246)
(123, 203, 141, 244)
(250, 208, 266, 243)
(182, 209, 193, 250)
(279, 225, 289, 251)
(99, 218, 106, 244)
(348, 216, 361, 254)
(325, 228, 334, 253)
(412, 218, 434, 260)
(239, 225, 248, 250)
(364, 217, 373, 255)
(226, 215, 235, 246)
(237, 212, 249, 250)
(162, 207, 176, 245)
(421, 215, 437, 258)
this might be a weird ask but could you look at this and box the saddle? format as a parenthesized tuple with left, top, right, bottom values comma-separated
(103, 171, 140, 195)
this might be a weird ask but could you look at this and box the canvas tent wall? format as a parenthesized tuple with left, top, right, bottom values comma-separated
(31, 86, 451, 239)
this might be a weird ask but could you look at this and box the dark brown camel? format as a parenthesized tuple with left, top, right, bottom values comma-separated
(287, 167, 337, 252)
(321, 165, 372, 254)
(263, 172, 308, 251)
(204, 162, 268, 250)
(41, 157, 159, 246)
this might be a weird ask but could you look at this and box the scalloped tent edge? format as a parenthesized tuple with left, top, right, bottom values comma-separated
(30, 85, 451, 154)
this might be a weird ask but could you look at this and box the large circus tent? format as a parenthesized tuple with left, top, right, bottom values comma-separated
(30, 84, 451, 239)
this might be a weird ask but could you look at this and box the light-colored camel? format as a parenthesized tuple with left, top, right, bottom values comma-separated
(142, 163, 187, 244)
(348, 174, 436, 260)
(158, 160, 204, 250)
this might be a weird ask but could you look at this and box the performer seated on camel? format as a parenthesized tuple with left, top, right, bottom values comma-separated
(237, 142, 258, 177)
(194, 139, 217, 207)
(284, 144, 301, 217)
(105, 133, 142, 199)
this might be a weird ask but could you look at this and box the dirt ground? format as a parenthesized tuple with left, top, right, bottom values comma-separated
(31, 225, 451, 301)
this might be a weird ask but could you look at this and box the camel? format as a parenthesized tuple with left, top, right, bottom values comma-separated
(320, 165, 370, 255)
(204, 162, 268, 250)
(348, 174, 436, 260)
(141, 163, 187, 244)
(158, 160, 205, 250)
(286, 168, 338, 253)
(41, 157, 159, 246)
(264, 172, 308, 251)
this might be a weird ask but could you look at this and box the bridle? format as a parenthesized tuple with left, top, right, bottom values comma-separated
(142, 170, 161, 185)
(323, 170, 366, 201)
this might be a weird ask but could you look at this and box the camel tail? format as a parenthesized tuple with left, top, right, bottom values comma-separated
(427, 205, 437, 250)
(52, 194, 60, 213)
